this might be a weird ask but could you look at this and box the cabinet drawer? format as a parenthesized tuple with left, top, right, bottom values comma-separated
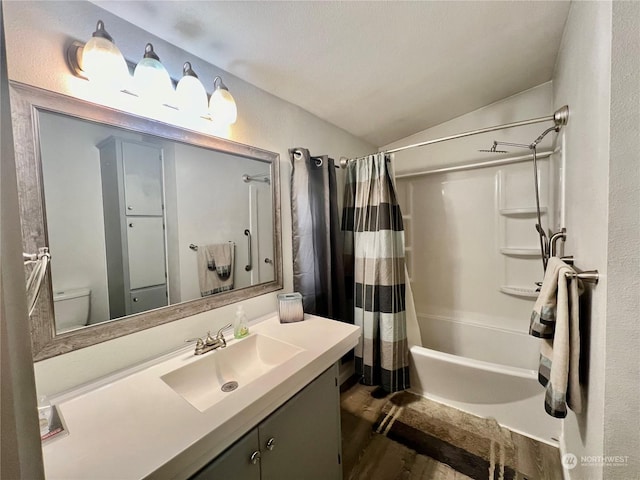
(130, 285, 167, 314)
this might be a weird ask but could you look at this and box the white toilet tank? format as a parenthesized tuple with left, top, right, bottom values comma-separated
(53, 288, 90, 332)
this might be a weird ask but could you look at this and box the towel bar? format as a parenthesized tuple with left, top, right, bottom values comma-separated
(189, 241, 234, 252)
(558, 254, 599, 284)
(565, 270, 599, 284)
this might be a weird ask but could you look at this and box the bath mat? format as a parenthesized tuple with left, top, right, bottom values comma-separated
(373, 391, 522, 480)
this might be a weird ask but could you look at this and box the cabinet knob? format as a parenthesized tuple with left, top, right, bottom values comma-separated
(249, 450, 261, 465)
(266, 437, 275, 451)
(128, 222, 134, 228)
(132, 297, 139, 302)
(127, 205, 133, 211)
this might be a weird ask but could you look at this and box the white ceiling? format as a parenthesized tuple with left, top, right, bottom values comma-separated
(93, 1, 571, 147)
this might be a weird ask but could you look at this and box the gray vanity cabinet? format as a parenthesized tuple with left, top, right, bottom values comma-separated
(258, 363, 342, 480)
(190, 364, 342, 480)
(191, 430, 261, 480)
(97, 137, 168, 319)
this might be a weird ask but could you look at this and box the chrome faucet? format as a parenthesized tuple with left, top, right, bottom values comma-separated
(194, 323, 232, 355)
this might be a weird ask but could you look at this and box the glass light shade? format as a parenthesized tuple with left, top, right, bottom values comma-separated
(176, 74, 208, 116)
(133, 46, 174, 104)
(81, 36, 129, 91)
(209, 87, 237, 125)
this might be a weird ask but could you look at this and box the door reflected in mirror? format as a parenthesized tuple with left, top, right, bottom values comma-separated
(38, 111, 275, 334)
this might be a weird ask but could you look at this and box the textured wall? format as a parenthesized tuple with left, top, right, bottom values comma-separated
(552, 2, 612, 479)
(604, 2, 640, 478)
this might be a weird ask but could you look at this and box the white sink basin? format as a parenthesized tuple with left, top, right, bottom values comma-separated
(161, 334, 304, 412)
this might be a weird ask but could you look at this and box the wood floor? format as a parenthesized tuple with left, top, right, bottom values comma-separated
(340, 383, 563, 480)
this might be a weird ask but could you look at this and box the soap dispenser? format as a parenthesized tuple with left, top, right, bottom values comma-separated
(234, 305, 249, 339)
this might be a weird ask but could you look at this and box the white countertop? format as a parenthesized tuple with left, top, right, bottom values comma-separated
(42, 314, 360, 480)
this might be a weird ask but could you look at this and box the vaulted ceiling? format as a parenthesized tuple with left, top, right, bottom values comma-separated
(93, 1, 571, 146)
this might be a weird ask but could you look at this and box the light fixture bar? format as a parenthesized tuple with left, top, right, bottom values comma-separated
(65, 20, 238, 125)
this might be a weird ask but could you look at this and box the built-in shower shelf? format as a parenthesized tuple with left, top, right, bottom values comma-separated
(499, 207, 547, 216)
(499, 248, 541, 257)
(499, 286, 539, 298)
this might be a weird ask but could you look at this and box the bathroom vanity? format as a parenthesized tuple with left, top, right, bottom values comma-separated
(41, 314, 359, 479)
(192, 364, 340, 480)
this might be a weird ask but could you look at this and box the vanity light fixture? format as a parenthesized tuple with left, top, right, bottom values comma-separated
(133, 43, 174, 105)
(66, 20, 239, 126)
(209, 76, 238, 125)
(66, 20, 129, 91)
(176, 62, 208, 117)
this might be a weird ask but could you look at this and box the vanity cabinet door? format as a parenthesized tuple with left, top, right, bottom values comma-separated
(258, 364, 342, 480)
(190, 429, 261, 480)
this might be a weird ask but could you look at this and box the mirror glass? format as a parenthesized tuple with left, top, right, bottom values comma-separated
(11, 82, 282, 360)
(38, 111, 275, 334)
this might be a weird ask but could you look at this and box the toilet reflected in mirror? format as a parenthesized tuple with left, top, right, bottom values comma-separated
(52, 288, 91, 334)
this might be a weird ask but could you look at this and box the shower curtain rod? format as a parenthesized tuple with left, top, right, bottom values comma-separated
(337, 105, 569, 168)
(394, 150, 553, 179)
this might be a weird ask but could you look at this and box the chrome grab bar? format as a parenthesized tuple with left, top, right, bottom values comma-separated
(244, 229, 253, 272)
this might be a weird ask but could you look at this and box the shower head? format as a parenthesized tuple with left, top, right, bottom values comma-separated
(478, 141, 508, 154)
(529, 125, 560, 149)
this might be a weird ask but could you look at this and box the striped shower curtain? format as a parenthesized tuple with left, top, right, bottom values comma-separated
(342, 153, 410, 393)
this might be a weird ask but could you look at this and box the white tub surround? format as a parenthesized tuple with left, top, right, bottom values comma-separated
(41, 314, 360, 480)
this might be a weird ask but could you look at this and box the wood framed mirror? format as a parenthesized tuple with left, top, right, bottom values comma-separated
(10, 82, 282, 361)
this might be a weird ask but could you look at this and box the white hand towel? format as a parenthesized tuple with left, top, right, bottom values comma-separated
(197, 243, 234, 296)
(529, 257, 583, 418)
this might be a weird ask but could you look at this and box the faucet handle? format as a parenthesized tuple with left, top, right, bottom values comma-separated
(195, 338, 205, 354)
(216, 323, 233, 339)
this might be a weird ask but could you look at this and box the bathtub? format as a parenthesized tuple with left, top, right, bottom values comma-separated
(409, 314, 561, 445)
